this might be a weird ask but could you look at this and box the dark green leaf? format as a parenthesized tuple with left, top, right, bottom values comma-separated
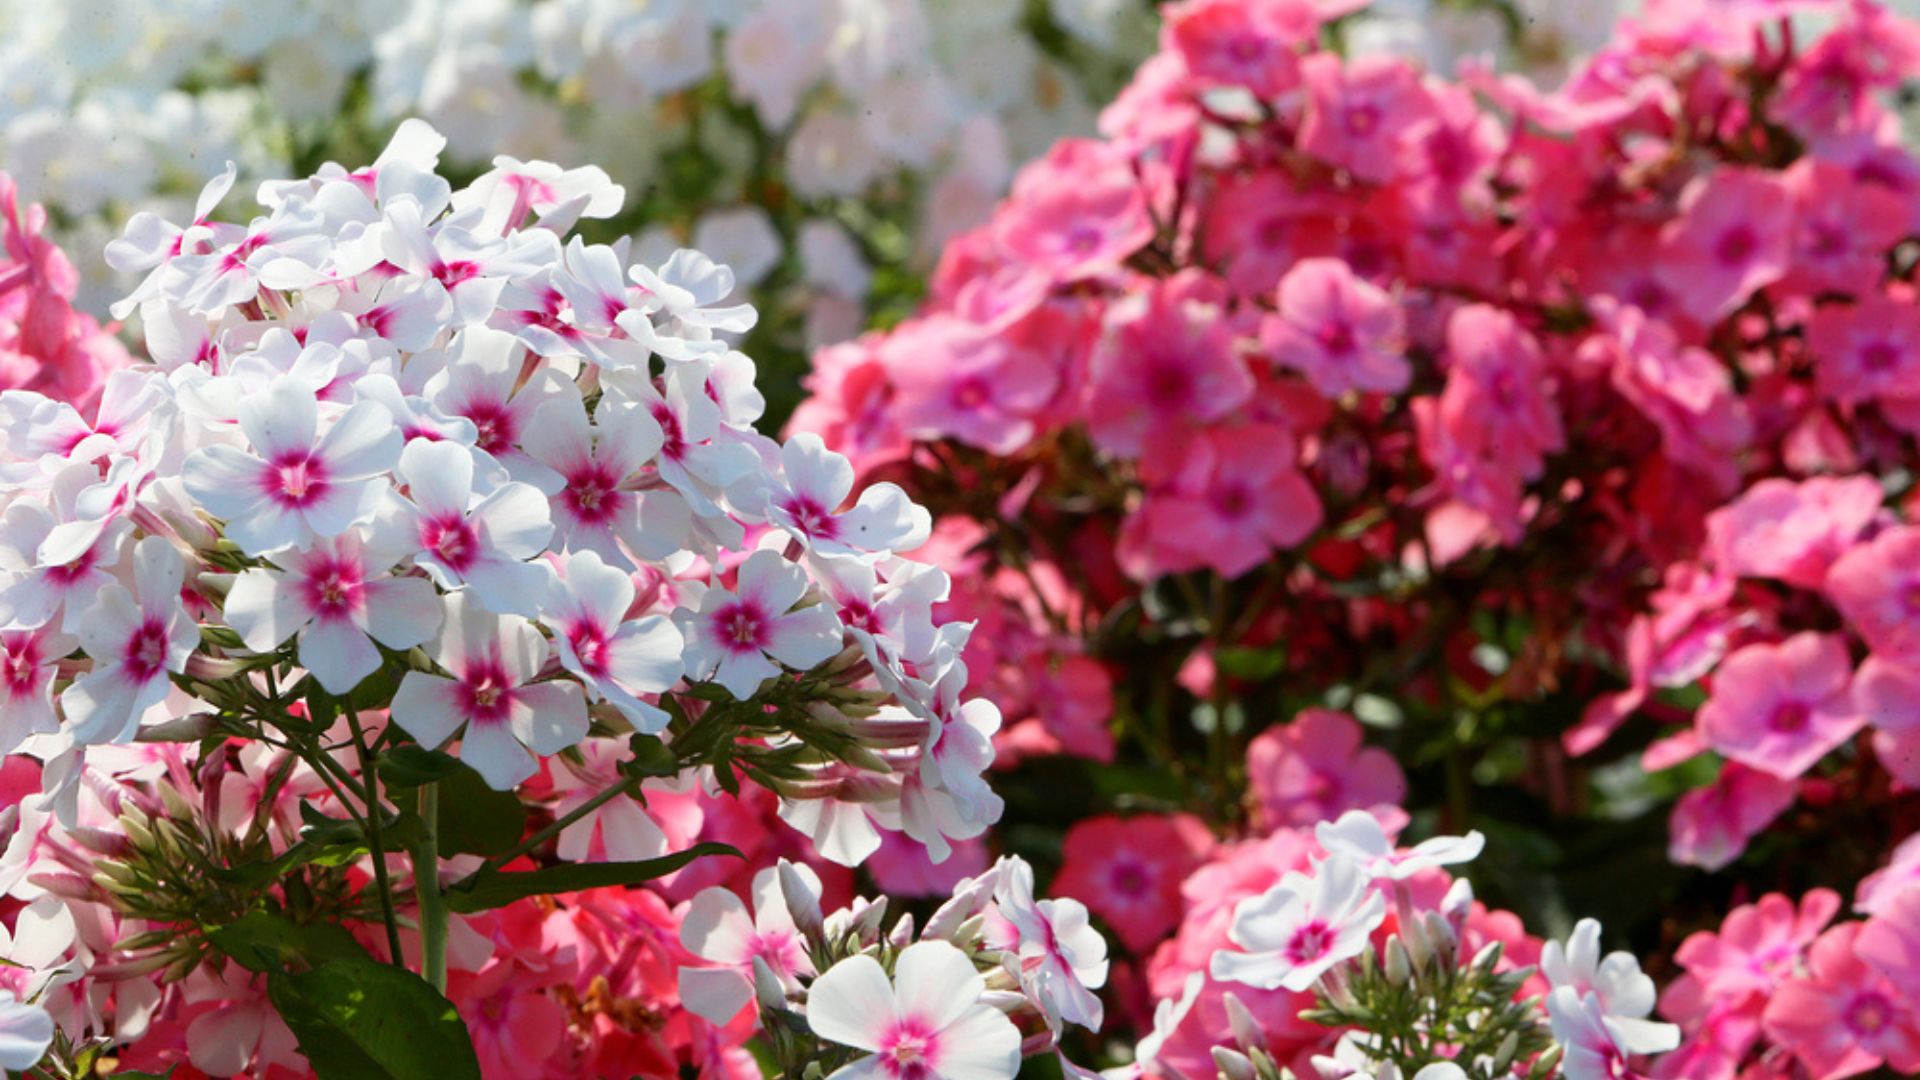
(378, 745, 464, 788)
(207, 911, 367, 974)
(444, 843, 739, 914)
(268, 956, 481, 1080)
(623, 733, 681, 777)
(434, 764, 527, 857)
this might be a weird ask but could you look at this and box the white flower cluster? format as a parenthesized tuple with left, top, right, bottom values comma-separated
(0, 0, 1156, 325)
(0, 121, 1001, 867)
(677, 854, 1110, 1080)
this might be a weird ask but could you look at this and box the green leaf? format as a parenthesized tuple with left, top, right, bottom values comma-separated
(444, 843, 739, 914)
(434, 764, 527, 857)
(623, 733, 681, 777)
(207, 911, 367, 974)
(378, 745, 464, 788)
(268, 956, 481, 1080)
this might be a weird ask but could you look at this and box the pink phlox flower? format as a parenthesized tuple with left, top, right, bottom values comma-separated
(882, 314, 1062, 456)
(1164, 0, 1320, 98)
(1124, 423, 1321, 580)
(1704, 475, 1884, 589)
(1262, 257, 1408, 397)
(1246, 708, 1406, 831)
(1698, 632, 1862, 780)
(1809, 296, 1920, 406)
(992, 139, 1154, 285)
(1827, 524, 1920, 667)
(1763, 921, 1920, 1078)
(1052, 812, 1214, 954)
(1667, 762, 1799, 871)
(1298, 53, 1433, 184)
(1655, 168, 1795, 323)
(1673, 887, 1841, 1001)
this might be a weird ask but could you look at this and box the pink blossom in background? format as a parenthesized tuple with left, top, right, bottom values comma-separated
(1261, 257, 1408, 397)
(1698, 632, 1863, 780)
(1053, 813, 1215, 954)
(1827, 524, 1920, 667)
(1704, 475, 1884, 590)
(1668, 763, 1800, 871)
(0, 174, 128, 411)
(1245, 709, 1405, 831)
(1762, 922, 1920, 1078)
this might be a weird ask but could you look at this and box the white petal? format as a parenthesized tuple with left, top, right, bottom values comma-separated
(892, 940, 985, 1033)
(471, 481, 553, 560)
(399, 438, 475, 518)
(677, 967, 753, 1027)
(318, 401, 403, 480)
(390, 672, 466, 748)
(224, 569, 309, 652)
(458, 718, 538, 790)
(361, 576, 443, 650)
(299, 619, 383, 695)
(806, 954, 896, 1053)
(931, 1004, 1022, 1080)
(679, 887, 757, 965)
(509, 681, 587, 756)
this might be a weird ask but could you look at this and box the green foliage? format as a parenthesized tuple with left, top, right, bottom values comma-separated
(268, 956, 482, 1080)
(431, 764, 528, 858)
(443, 842, 740, 914)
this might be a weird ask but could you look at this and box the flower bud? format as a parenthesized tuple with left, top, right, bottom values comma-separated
(1384, 935, 1412, 986)
(1212, 1047, 1256, 1080)
(750, 956, 786, 1009)
(778, 860, 825, 941)
(1223, 991, 1261, 1050)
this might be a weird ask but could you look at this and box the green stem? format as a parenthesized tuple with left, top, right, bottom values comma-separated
(411, 783, 448, 992)
(482, 771, 647, 872)
(345, 706, 405, 968)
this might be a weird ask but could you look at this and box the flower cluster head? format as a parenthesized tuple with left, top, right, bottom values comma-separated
(674, 853, 1109, 1079)
(792, 0, 1920, 900)
(0, 123, 1018, 1077)
(1169, 810, 1674, 1080)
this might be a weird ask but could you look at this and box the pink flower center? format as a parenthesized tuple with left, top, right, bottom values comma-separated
(653, 404, 688, 462)
(1111, 861, 1150, 898)
(1715, 227, 1758, 266)
(713, 601, 768, 655)
(1064, 224, 1106, 256)
(879, 1018, 940, 1080)
(780, 496, 840, 540)
(46, 547, 96, 588)
(434, 260, 483, 287)
(1317, 320, 1356, 357)
(1769, 701, 1811, 734)
(2, 637, 44, 696)
(1211, 482, 1252, 519)
(424, 515, 479, 573)
(950, 376, 991, 411)
(267, 451, 329, 508)
(1904, 581, 1920, 615)
(468, 403, 514, 455)
(1145, 363, 1193, 406)
(303, 557, 366, 618)
(1345, 105, 1381, 137)
(459, 662, 516, 725)
(564, 463, 622, 524)
(1849, 991, 1894, 1035)
(569, 622, 611, 678)
(1286, 920, 1334, 964)
(124, 619, 170, 682)
(1861, 340, 1903, 372)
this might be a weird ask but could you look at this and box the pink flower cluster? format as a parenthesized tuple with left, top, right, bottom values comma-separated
(0, 174, 127, 411)
(794, 0, 1920, 903)
(1656, 842, 1920, 1080)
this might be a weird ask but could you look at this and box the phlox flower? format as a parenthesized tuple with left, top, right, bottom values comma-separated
(419, 325, 572, 473)
(157, 196, 331, 314)
(519, 388, 666, 570)
(1166, 0, 1318, 98)
(995, 854, 1111, 1030)
(1051, 812, 1214, 954)
(677, 549, 845, 701)
(222, 524, 443, 695)
(745, 433, 932, 560)
(1697, 632, 1863, 780)
(0, 991, 54, 1076)
(1246, 708, 1405, 830)
(0, 369, 165, 474)
(1314, 809, 1484, 880)
(1667, 761, 1799, 872)
(1210, 853, 1386, 992)
(1763, 922, 1920, 1078)
(0, 627, 73, 755)
(391, 437, 554, 617)
(1855, 884, 1920, 1000)
(1298, 53, 1430, 184)
(1783, 160, 1910, 298)
(1086, 272, 1253, 458)
(882, 314, 1061, 456)
(806, 939, 1022, 1080)
(455, 155, 624, 236)
(0, 462, 133, 633)
(1703, 475, 1883, 590)
(181, 376, 402, 556)
(1673, 888, 1841, 1000)
(60, 536, 197, 745)
(1125, 423, 1321, 580)
(540, 549, 684, 732)
(678, 861, 823, 1025)
(622, 248, 758, 359)
(548, 739, 700, 865)
(391, 591, 589, 790)
(1262, 257, 1407, 397)
(1655, 168, 1795, 323)
(1547, 987, 1654, 1080)
(1861, 834, 1920, 915)
(1827, 524, 1920, 666)
(992, 139, 1154, 283)
(1855, 656, 1920, 787)
(1542, 919, 1679, 1055)
(1808, 296, 1920, 406)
